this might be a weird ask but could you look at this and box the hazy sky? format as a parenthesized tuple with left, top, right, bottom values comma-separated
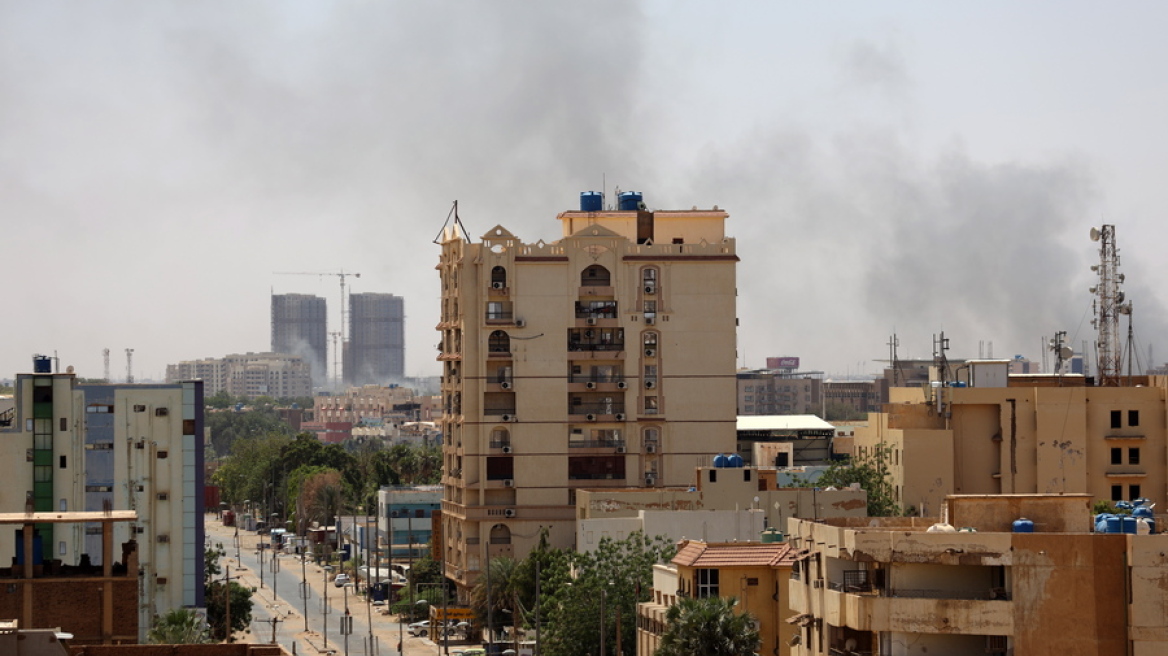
(4, 2, 1168, 382)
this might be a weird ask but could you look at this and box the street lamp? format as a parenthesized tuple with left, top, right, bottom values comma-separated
(416, 582, 451, 656)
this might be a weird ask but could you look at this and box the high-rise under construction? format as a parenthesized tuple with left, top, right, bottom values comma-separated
(347, 292, 405, 385)
(271, 293, 328, 388)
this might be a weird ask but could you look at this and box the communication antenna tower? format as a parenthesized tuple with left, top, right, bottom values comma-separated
(1089, 225, 1129, 386)
(1048, 331, 1072, 381)
(103, 348, 110, 382)
(125, 348, 134, 384)
(887, 334, 901, 386)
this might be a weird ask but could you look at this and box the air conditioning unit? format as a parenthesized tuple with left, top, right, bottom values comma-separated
(502, 446, 512, 454)
(501, 414, 515, 422)
(492, 281, 505, 289)
(585, 381, 597, 390)
(616, 447, 626, 453)
(503, 479, 514, 487)
(646, 444, 657, 454)
(501, 381, 512, 389)
(645, 380, 656, 389)
(644, 476, 655, 486)
(644, 349, 656, 358)
(617, 381, 628, 389)
(504, 508, 516, 518)
(586, 414, 597, 421)
(644, 286, 655, 294)
(586, 318, 598, 326)
(515, 319, 526, 328)
(645, 316, 656, 325)
(614, 413, 626, 421)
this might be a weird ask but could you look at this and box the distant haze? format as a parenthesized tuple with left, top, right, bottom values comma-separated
(3, 2, 1167, 382)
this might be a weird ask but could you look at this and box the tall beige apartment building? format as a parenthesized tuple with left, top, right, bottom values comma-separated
(436, 193, 738, 595)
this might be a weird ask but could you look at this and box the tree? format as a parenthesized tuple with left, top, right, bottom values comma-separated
(541, 531, 675, 656)
(203, 544, 253, 642)
(148, 608, 212, 644)
(206, 580, 254, 641)
(654, 596, 760, 656)
(812, 441, 901, 516)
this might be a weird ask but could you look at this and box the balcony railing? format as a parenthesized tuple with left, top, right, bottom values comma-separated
(486, 311, 514, 321)
(483, 408, 517, 416)
(568, 373, 625, 384)
(575, 302, 618, 319)
(569, 440, 626, 449)
(570, 403, 626, 415)
(568, 473, 624, 480)
(568, 341, 625, 352)
(488, 440, 511, 449)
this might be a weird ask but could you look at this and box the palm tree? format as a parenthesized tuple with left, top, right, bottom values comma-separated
(148, 608, 212, 644)
(471, 556, 523, 641)
(655, 596, 760, 656)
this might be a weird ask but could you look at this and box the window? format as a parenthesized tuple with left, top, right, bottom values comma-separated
(1112, 485, 1123, 501)
(581, 265, 611, 286)
(1111, 448, 1122, 465)
(1111, 410, 1122, 429)
(491, 266, 507, 287)
(642, 267, 658, 292)
(488, 330, 511, 353)
(643, 332, 658, 346)
(1129, 410, 1140, 427)
(1129, 448, 1140, 465)
(59, 455, 66, 469)
(59, 418, 67, 431)
(1130, 484, 1142, 500)
(644, 396, 658, 414)
(696, 568, 719, 598)
(643, 300, 657, 316)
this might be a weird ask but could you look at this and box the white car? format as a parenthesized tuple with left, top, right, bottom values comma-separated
(333, 573, 351, 588)
(408, 620, 434, 637)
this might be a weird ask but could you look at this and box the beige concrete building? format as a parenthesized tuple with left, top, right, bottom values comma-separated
(787, 494, 1168, 656)
(437, 194, 739, 596)
(0, 366, 204, 641)
(639, 539, 798, 656)
(166, 352, 311, 398)
(854, 361, 1168, 517)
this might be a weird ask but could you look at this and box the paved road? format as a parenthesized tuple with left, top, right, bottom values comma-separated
(205, 515, 449, 656)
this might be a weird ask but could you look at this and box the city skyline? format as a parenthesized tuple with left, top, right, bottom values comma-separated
(4, 3, 1168, 382)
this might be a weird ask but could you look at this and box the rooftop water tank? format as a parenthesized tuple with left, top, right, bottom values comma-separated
(580, 191, 603, 212)
(1133, 506, 1154, 519)
(728, 454, 745, 468)
(760, 528, 784, 543)
(1012, 518, 1035, 533)
(32, 355, 51, 374)
(1122, 516, 1138, 534)
(713, 453, 729, 468)
(1105, 516, 1122, 533)
(618, 191, 643, 211)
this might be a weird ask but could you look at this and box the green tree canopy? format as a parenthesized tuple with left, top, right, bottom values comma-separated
(148, 608, 212, 645)
(812, 441, 901, 517)
(654, 596, 760, 656)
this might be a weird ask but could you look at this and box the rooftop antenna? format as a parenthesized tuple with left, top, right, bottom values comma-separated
(887, 334, 901, 386)
(125, 348, 134, 384)
(431, 200, 469, 244)
(1090, 225, 1126, 386)
(103, 348, 111, 382)
(1048, 330, 1072, 384)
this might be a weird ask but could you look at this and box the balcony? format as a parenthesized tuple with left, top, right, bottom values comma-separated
(575, 301, 619, 320)
(568, 372, 625, 385)
(569, 439, 626, 449)
(568, 328, 625, 352)
(569, 402, 626, 418)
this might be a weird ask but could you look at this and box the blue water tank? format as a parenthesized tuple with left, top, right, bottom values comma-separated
(728, 454, 744, 468)
(15, 530, 44, 565)
(618, 191, 643, 211)
(1096, 514, 1112, 533)
(32, 355, 51, 374)
(1133, 506, 1153, 519)
(1012, 518, 1035, 533)
(1105, 516, 1122, 533)
(713, 453, 729, 468)
(1122, 516, 1138, 534)
(580, 191, 603, 212)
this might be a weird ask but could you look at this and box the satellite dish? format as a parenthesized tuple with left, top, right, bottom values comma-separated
(1060, 346, 1074, 360)
(1090, 265, 1099, 272)
(1117, 292, 1125, 303)
(1089, 286, 1097, 294)
(1119, 273, 1125, 282)
(1090, 227, 1101, 241)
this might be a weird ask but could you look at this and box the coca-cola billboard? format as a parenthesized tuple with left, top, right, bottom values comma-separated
(766, 357, 800, 370)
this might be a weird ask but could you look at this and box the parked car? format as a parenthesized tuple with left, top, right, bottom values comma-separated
(333, 573, 351, 588)
(408, 620, 434, 637)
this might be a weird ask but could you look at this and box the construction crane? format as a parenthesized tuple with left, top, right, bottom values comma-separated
(274, 269, 362, 385)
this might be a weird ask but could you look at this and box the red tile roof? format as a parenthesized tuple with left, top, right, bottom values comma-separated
(671, 540, 795, 568)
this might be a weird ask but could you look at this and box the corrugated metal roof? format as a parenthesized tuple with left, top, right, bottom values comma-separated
(736, 415, 834, 431)
(672, 541, 795, 568)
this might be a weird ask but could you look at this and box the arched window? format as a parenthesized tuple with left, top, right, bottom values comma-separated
(491, 266, 507, 287)
(643, 331, 658, 346)
(489, 330, 510, 353)
(581, 265, 611, 287)
(489, 523, 512, 545)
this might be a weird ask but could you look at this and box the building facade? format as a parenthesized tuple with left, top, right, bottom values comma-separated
(0, 366, 204, 641)
(437, 193, 739, 597)
(271, 293, 329, 387)
(166, 352, 312, 398)
(854, 363, 1168, 517)
(347, 292, 405, 385)
(787, 494, 1168, 656)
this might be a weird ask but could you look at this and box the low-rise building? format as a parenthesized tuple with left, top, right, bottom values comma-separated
(787, 493, 1168, 655)
(166, 352, 311, 398)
